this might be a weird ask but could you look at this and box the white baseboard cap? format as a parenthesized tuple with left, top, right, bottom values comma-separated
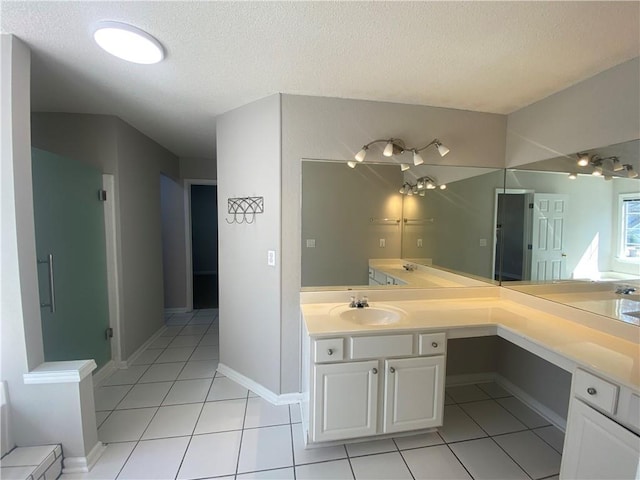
(217, 363, 302, 406)
(92, 360, 117, 388)
(495, 374, 567, 431)
(62, 441, 106, 473)
(124, 325, 168, 367)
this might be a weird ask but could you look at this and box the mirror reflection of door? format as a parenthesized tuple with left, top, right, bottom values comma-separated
(32, 148, 111, 369)
(495, 191, 533, 282)
(531, 194, 568, 281)
(191, 185, 218, 309)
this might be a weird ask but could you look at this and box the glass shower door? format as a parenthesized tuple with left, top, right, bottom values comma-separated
(32, 148, 111, 369)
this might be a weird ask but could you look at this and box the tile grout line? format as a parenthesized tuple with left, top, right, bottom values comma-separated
(393, 437, 417, 480)
(233, 385, 251, 477)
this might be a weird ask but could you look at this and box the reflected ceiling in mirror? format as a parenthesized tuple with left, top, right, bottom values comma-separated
(301, 159, 502, 289)
(502, 139, 640, 325)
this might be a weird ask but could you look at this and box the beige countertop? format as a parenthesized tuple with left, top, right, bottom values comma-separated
(369, 259, 494, 288)
(301, 295, 640, 392)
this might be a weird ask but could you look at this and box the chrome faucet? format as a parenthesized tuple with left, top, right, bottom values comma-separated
(403, 263, 417, 271)
(615, 285, 637, 295)
(349, 295, 369, 308)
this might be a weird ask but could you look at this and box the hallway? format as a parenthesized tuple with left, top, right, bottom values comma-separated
(66, 309, 565, 480)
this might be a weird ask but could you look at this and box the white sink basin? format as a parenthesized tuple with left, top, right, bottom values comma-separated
(330, 304, 407, 325)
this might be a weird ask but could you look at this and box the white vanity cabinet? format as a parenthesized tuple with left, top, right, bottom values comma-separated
(308, 332, 445, 444)
(560, 369, 640, 479)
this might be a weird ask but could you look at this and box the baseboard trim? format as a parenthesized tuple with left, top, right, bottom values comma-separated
(217, 363, 302, 406)
(92, 360, 117, 388)
(165, 307, 189, 314)
(446, 372, 495, 386)
(124, 325, 168, 367)
(495, 374, 567, 432)
(62, 441, 106, 473)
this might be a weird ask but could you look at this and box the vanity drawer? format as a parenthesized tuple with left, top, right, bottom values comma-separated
(350, 334, 413, 359)
(574, 369, 619, 415)
(314, 338, 344, 363)
(418, 333, 446, 355)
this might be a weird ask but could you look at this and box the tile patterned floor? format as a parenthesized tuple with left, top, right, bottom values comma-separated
(65, 309, 564, 480)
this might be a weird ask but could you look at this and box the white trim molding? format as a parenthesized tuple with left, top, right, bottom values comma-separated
(123, 325, 167, 367)
(23, 360, 97, 384)
(92, 360, 117, 388)
(165, 307, 190, 314)
(62, 441, 106, 474)
(217, 363, 302, 406)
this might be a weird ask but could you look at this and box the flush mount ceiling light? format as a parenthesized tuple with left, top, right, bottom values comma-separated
(353, 138, 450, 169)
(93, 21, 165, 64)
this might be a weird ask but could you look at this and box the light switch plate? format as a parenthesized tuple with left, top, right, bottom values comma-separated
(417, 238, 423, 247)
(267, 250, 276, 266)
(379, 238, 386, 248)
(479, 238, 487, 247)
(306, 239, 316, 248)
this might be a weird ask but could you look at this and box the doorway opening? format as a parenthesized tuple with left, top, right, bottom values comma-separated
(493, 189, 533, 282)
(186, 182, 219, 309)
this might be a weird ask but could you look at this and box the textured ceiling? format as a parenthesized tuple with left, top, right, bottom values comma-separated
(2, 1, 639, 158)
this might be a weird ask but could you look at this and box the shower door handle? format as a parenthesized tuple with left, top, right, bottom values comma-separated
(38, 253, 56, 313)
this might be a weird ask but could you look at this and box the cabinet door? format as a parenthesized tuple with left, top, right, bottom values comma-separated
(561, 398, 640, 480)
(383, 356, 445, 434)
(312, 361, 379, 442)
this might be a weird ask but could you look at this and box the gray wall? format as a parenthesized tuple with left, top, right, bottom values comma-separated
(115, 119, 180, 359)
(301, 162, 403, 286)
(217, 94, 282, 394)
(281, 95, 508, 393)
(160, 174, 187, 309)
(180, 156, 217, 180)
(30, 112, 181, 361)
(497, 338, 571, 420)
(403, 170, 504, 278)
(506, 58, 640, 168)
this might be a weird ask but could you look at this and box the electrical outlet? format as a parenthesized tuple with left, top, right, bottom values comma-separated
(479, 238, 487, 247)
(417, 238, 423, 248)
(267, 250, 276, 266)
(379, 238, 386, 248)
(306, 239, 316, 248)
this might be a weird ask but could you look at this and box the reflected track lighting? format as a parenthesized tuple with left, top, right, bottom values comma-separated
(577, 153, 590, 167)
(398, 176, 445, 195)
(568, 173, 577, 180)
(400, 163, 410, 172)
(625, 164, 638, 178)
(347, 161, 358, 168)
(352, 137, 450, 169)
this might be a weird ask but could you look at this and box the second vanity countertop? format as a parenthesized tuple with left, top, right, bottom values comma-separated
(301, 295, 640, 392)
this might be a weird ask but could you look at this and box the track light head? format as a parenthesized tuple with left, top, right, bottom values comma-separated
(400, 163, 410, 172)
(347, 161, 358, 168)
(577, 153, 590, 167)
(611, 157, 624, 172)
(355, 147, 367, 162)
(435, 141, 450, 157)
(383, 141, 395, 157)
(413, 150, 424, 166)
(625, 164, 638, 178)
(568, 173, 577, 180)
(439, 184, 447, 190)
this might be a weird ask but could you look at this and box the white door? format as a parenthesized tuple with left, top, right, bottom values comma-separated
(561, 399, 640, 480)
(312, 360, 379, 442)
(383, 356, 445, 434)
(531, 194, 568, 281)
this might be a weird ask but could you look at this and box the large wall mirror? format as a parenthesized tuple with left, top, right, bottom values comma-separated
(501, 139, 640, 325)
(301, 160, 504, 288)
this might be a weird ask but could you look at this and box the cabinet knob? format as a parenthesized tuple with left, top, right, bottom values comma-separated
(432, 342, 439, 348)
(389, 367, 395, 373)
(327, 348, 333, 356)
(372, 368, 378, 374)
(587, 387, 597, 395)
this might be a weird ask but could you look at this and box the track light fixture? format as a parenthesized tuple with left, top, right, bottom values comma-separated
(352, 137, 450, 168)
(610, 157, 624, 172)
(399, 176, 446, 195)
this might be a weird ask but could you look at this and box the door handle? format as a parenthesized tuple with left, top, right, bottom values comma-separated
(38, 254, 56, 313)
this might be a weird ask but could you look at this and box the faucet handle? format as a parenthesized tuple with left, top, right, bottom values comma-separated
(349, 295, 357, 308)
(362, 296, 369, 307)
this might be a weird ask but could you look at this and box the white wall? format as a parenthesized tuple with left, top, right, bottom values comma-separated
(216, 94, 282, 394)
(281, 94, 507, 393)
(506, 57, 640, 167)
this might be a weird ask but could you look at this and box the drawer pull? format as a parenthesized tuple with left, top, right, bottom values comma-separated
(327, 349, 333, 356)
(587, 387, 597, 395)
(372, 368, 378, 374)
(432, 342, 438, 348)
(389, 367, 395, 373)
